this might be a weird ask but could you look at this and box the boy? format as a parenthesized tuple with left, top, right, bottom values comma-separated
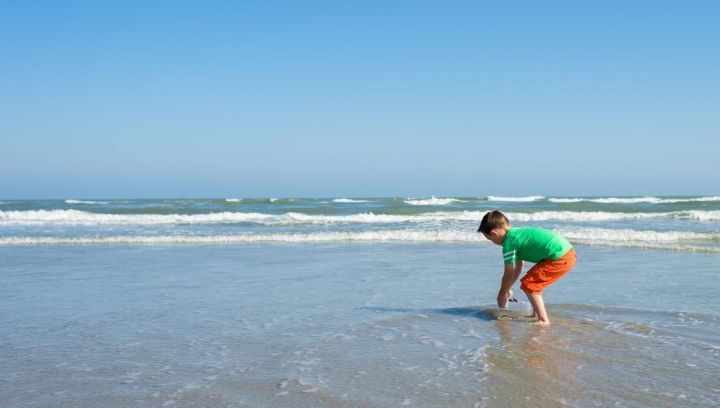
(478, 210, 576, 326)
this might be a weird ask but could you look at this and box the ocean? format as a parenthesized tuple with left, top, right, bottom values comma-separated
(1, 196, 719, 407)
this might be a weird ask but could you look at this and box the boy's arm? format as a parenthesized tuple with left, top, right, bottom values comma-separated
(497, 260, 524, 308)
(512, 260, 524, 286)
(497, 263, 515, 308)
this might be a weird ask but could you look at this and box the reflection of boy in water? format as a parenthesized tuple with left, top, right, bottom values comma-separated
(478, 211, 577, 326)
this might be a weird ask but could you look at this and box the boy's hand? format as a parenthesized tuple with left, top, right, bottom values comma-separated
(497, 291, 509, 308)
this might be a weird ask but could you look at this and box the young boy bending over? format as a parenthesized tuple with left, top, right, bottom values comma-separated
(478, 210, 577, 326)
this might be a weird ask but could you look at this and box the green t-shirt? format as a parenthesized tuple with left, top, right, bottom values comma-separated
(502, 227, 572, 265)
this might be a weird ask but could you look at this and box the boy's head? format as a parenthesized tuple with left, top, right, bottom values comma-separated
(477, 210, 510, 245)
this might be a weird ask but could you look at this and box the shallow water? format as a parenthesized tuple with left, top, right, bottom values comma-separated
(1, 243, 718, 407)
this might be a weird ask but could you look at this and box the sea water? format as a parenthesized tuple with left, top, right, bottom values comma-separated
(1, 196, 719, 407)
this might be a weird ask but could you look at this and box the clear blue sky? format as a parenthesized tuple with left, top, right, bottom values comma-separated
(1, 1, 718, 198)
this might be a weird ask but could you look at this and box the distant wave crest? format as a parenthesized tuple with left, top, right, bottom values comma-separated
(404, 196, 463, 206)
(332, 198, 373, 203)
(487, 195, 545, 202)
(549, 196, 720, 204)
(65, 199, 109, 205)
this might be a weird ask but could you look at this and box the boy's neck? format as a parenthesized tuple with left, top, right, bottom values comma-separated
(497, 227, 511, 243)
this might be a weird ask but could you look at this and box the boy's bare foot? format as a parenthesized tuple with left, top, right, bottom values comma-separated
(531, 320, 551, 327)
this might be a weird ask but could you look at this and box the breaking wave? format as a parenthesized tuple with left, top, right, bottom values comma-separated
(2, 209, 720, 226)
(65, 199, 109, 205)
(548, 196, 720, 204)
(0, 230, 478, 245)
(332, 199, 374, 203)
(2, 227, 719, 251)
(487, 195, 545, 202)
(404, 196, 464, 206)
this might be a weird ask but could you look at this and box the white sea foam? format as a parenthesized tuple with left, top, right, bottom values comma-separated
(0, 210, 276, 226)
(65, 199, 109, 205)
(225, 198, 242, 203)
(556, 227, 720, 252)
(683, 196, 720, 202)
(332, 198, 373, 203)
(507, 211, 664, 222)
(0, 230, 481, 246)
(2, 209, 720, 226)
(487, 195, 545, 202)
(547, 198, 585, 203)
(558, 227, 720, 243)
(2, 227, 719, 251)
(549, 196, 720, 204)
(681, 210, 720, 221)
(404, 196, 463, 206)
(585, 197, 665, 204)
(509, 210, 720, 222)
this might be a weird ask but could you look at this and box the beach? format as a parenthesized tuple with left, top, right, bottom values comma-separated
(5, 0, 719, 405)
(1, 197, 719, 407)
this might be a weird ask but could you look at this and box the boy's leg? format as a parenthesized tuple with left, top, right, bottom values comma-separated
(519, 248, 577, 325)
(525, 291, 549, 325)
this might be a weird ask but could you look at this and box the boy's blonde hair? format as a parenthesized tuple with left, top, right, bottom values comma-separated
(477, 210, 510, 235)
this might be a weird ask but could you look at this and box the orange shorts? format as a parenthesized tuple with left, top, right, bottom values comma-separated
(520, 248, 576, 293)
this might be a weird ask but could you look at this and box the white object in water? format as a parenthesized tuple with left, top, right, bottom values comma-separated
(488, 298, 533, 320)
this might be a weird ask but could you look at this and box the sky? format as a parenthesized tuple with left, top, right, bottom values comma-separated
(1, 1, 718, 198)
